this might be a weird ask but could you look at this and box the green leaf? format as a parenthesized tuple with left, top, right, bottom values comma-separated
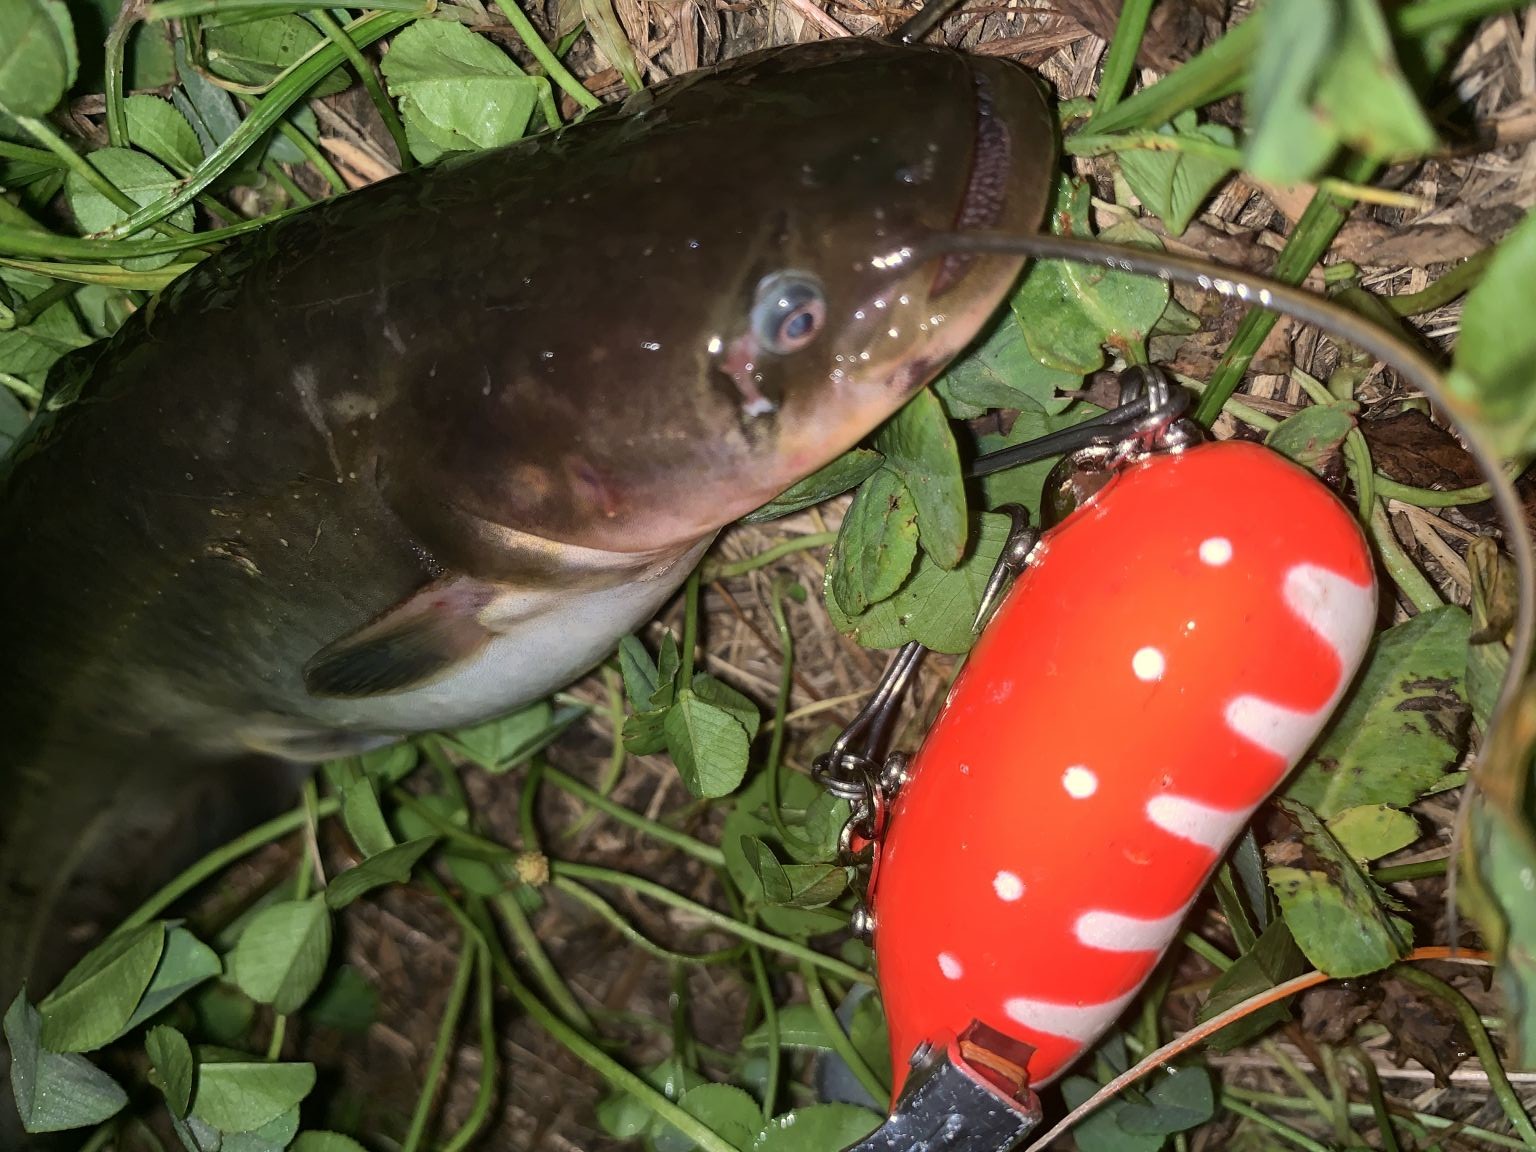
(1269, 800, 1411, 977)
(192, 982, 255, 1047)
(380, 20, 544, 163)
(1326, 804, 1420, 862)
(690, 673, 760, 741)
(124, 926, 222, 1031)
(658, 1083, 759, 1152)
(230, 896, 332, 1015)
(722, 771, 851, 939)
(935, 309, 1079, 417)
(1243, 0, 1339, 182)
(1314, 0, 1437, 162)
(1463, 792, 1536, 1063)
(1010, 178, 1170, 371)
(0, 274, 92, 391)
(1287, 605, 1470, 818)
(340, 772, 396, 856)
(446, 699, 587, 773)
(0, 0, 74, 116)
(39, 922, 164, 1052)
(292, 1134, 369, 1152)
(1264, 402, 1356, 473)
(204, 14, 348, 95)
(746, 835, 850, 908)
(826, 509, 1009, 653)
(191, 1057, 315, 1133)
(665, 688, 751, 798)
(1198, 916, 1306, 1049)
(874, 389, 968, 569)
(147, 1024, 195, 1117)
(1061, 1075, 1162, 1152)
(305, 966, 378, 1033)
(1116, 112, 1235, 236)
(976, 406, 1101, 517)
(222, 1107, 300, 1152)
(743, 1003, 833, 1050)
(828, 467, 919, 614)
(1115, 1065, 1216, 1135)
(324, 836, 438, 909)
(754, 1104, 883, 1152)
(744, 448, 884, 522)
(579, 0, 642, 91)
(0, 382, 27, 454)
(64, 145, 196, 271)
(124, 93, 203, 174)
(1446, 210, 1536, 457)
(4, 992, 127, 1132)
(174, 38, 241, 150)
(618, 634, 659, 708)
(359, 739, 419, 785)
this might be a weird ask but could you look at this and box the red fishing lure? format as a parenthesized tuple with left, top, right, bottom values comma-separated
(870, 438, 1377, 1092)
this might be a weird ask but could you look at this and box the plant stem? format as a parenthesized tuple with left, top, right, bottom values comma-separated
(120, 795, 339, 930)
(801, 961, 889, 1110)
(493, 890, 595, 1031)
(552, 876, 741, 965)
(703, 532, 837, 580)
(438, 941, 499, 1152)
(1391, 965, 1536, 1145)
(541, 764, 724, 866)
(1373, 856, 1448, 882)
(1093, 0, 1153, 117)
(1386, 246, 1493, 316)
(1220, 1095, 1334, 1152)
(490, 0, 602, 113)
(1193, 153, 1378, 426)
(401, 940, 477, 1152)
(304, 8, 412, 168)
(679, 564, 701, 687)
(552, 860, 874, 986)
(1371, 502, 1442, 613)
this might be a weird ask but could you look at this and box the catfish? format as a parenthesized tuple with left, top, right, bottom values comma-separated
(0, 37, 1057, 1005)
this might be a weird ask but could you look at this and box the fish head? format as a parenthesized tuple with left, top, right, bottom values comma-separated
(427, 37, 1058, 556)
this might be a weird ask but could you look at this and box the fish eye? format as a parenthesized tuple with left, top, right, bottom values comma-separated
(751, 271, 826, 355)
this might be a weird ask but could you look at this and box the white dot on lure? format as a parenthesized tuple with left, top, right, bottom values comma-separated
(1063, 765, 1097, 799)
(993, 871, 1025, 901)
(938, 952, 963, 980)
(1133, 647, 1166, 682)
(1199, 537, 1233, 566)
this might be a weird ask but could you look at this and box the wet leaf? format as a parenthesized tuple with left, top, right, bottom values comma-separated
(147, 1024, 194, 1117)
(124, 93, 203, 174)
(875, 388, 968, 568)
(204, 15, 348, 95)
(1115, 1065, 1216, 1135)
(1116, 111, 1235, 236)
(191, 1057, 315, 1133)
(4, 993, 126, 1132)
(0, 0, 75, 116)
(826, 510, 1009, 653)
(324, 836, 438, 909)
(744, 448, 884, 522)
(665, 688, 751, 798)
(744, 1003, 832, 1049)
(1287, 606, 1470, 818)
(1269, 800, 1411, 977)
(124, 926, 221, 1031)
(658, 1083, 759, 1152)
(1326, 804, 1420, 862)
(828, 467, 919, 613)
(380, 20, 544, 163)
(230, 896, 332, 1015)
(39, 922, 164, 1052)
(754, 1103, 882, 1152)
(1446, 210, 1536, 457)
(1265, 402, 1356, 473)
(1011, 178, 1170, 371)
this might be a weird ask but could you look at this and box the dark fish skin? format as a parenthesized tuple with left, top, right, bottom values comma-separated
(0, 37, 1056, 1023)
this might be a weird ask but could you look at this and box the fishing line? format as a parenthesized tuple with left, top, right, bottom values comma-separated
(911, 228, 1533, 750)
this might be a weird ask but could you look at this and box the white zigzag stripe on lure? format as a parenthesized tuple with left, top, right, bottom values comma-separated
(1003, 985, 1142, 1046)
(1145, 793, 1248, 852)
(1226, 564, 1375, 760)
(998, 563, 1374, 1070)
(1074, 908, 1186, 953)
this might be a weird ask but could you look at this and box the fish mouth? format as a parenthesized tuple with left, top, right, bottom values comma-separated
(930, 66, 1015, 298)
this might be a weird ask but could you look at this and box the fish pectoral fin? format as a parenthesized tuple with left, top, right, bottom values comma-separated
(304, 577, 499, 699)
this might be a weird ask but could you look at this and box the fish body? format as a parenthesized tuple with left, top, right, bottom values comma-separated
(0, 38, 1056, 1001)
